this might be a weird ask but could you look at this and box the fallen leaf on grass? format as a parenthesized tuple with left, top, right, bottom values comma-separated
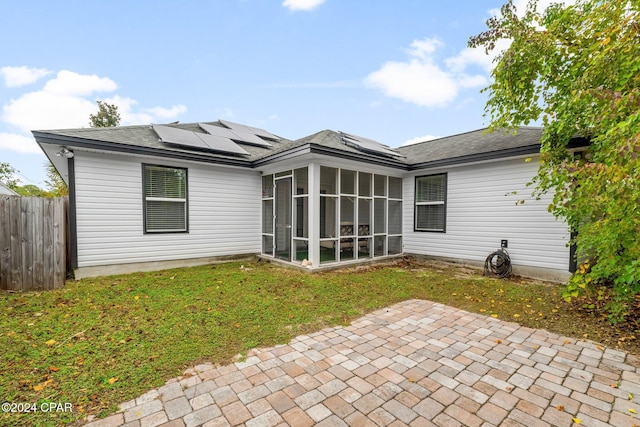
(108, 377, 118, 385)
(45, 339, 56, 346)
(48, 366, 60, 372)
(33, 379, 53, 391)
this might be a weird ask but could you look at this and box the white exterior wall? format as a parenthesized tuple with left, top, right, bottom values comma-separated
(403, 157, 571, 275)
(74, 151, 261, 268)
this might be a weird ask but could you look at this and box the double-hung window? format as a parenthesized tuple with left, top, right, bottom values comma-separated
(415, 174, 447, 232)
(143, 164, 188, 233)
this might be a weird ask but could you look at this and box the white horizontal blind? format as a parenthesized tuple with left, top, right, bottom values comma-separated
(415, 174, 446, 231)
(144, 165, 187, 232)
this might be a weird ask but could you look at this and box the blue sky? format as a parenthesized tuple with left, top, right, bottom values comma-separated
(1, 0, 554, 187)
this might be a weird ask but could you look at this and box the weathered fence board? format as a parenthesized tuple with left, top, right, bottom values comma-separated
(0, 196, 68, 291)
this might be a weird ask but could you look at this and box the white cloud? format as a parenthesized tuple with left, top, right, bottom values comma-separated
(216, 107, 235, 119)
(43, 70, 117, 96)
(0, 66, 52, 87)
(365, 37, 487, 108)
(445, 39, 512, 74)
(0, 69, 188, 154)
(282, 0, 326, 11)
(3, 90, 99, 132)
(144, 105, 188, 119)
(403, 134, 439, 146)
(0, 132, 41, 154)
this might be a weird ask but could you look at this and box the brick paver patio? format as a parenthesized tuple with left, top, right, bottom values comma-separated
(84, 299, 640, 427)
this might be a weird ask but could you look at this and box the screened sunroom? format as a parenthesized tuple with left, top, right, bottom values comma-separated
(261, 163, 403, 268)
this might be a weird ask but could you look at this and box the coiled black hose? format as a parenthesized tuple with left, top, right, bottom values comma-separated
(484, 248, 512, 278)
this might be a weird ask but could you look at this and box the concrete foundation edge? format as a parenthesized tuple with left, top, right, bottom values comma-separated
(73, 252, 571, 283)
(409, 254, 571, 283)
(73, 253, 258, 279)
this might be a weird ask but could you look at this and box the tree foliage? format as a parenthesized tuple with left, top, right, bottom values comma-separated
(0, 161, 20, 189)
(14, 184, 51, 197)
(470, 0, 640, 321)
(89, 100, 121, 128)
(0, 162, 20, 191)
(45, 162, 68, 196)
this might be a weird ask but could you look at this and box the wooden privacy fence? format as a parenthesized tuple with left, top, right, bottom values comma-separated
(0, 196, 68, 291)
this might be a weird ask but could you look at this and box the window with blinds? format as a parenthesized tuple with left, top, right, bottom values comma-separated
(415, 174, 447, 232)
(143, 165, 188, 233)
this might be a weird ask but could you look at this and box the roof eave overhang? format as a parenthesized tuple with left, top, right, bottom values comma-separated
(32, 132, 549, 173)
(252, 143, 408, 170)
(32, 132, 253, 168)
(408, 144, 541, 171)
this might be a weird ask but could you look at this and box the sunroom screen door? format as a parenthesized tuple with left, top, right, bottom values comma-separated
(275, 177, 292, 261)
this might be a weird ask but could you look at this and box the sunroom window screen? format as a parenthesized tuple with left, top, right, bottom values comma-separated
(144, 165, 187, 232)
(415, 174, 446, 231)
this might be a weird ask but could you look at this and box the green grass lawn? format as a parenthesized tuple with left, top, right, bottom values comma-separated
(1, 258, 638, 426)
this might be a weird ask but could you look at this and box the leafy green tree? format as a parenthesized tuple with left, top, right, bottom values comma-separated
(0, 162, 21, 189)
(14, 184, 50, 197)
(44, 162, 68, 196)
(470, 0, 640, 321)
(89, 100, 121, 128)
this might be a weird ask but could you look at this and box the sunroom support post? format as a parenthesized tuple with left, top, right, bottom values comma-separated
(308, 163, 320, 267)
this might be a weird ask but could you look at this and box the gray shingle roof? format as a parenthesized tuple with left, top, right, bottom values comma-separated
(33, 122, 545, 170)
(395, 127, 543, 169)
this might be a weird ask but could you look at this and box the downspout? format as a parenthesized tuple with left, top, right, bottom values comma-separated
(67, 156, 78, 272)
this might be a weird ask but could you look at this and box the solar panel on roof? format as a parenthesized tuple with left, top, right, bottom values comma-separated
(197, 122, 235, 139)
(198, 133, 250, 155)
(229, 129, 273, 147)
(199, 123, 272, 148)
(219, 119, 280, 141)
(152, 124, 249, 156)
(340, 132, 405, 158)
(153, 124, 210, 149)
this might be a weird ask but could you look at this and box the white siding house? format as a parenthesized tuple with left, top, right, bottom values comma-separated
(72, 151, 261, 277)
(403, 156, 570, 280)
(33, 122, 578, 280)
